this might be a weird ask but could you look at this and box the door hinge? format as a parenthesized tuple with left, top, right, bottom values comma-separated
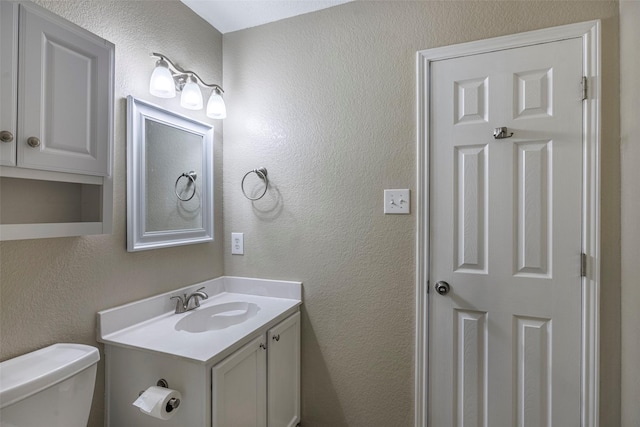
(581, 76, 588, 101)
(580, 252, 587, 278)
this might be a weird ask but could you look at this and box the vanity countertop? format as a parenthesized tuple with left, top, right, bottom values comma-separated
(97, 276, 301, 365)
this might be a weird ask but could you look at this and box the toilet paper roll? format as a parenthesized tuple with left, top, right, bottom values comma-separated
(133, 385, 182, 420)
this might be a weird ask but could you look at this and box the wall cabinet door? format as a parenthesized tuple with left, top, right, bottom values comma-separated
(0, 1, 18, 167)
(212, 336, 267, 427)
(267, 312, 301, 427)
(17, 3, 112, 176)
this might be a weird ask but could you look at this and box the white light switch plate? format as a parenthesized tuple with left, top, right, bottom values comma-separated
(384, 189, 410, 214)
(231, 232, 244, 255)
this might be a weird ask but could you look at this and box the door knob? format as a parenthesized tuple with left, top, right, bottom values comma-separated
(27, 137, 41, 148)
(0, 130, 13, 143)
(434, 281, 450, 295)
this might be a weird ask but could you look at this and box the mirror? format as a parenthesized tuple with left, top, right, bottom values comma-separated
(126, 96, 213, 251)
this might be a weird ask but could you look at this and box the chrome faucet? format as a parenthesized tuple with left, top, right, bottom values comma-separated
(170, 287, 209, 314)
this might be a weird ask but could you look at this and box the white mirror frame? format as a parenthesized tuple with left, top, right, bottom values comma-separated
(126, 96, 214, 251)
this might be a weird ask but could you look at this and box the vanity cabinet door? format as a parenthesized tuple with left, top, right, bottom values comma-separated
(267, 312, 301, 427)
(0, 1, 18, 167)
(17, 2, 113, 176)
(212, 336, 267, 427)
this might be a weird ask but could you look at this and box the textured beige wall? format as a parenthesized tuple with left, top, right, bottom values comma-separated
(620, 1, 640, 426)
(0, 2, 224, 426)
(223, 2, 620, 426)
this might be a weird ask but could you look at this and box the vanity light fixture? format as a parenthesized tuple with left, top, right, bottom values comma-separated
(149, 53, 226, 119)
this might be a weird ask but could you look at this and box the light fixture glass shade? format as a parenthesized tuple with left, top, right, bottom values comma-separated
(149, 60, 176, 98)
(180, 77, 203, 110)
(206, 90, 227, 119)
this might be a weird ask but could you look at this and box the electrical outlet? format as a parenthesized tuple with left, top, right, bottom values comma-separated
(384, 189, 410, 214)
(231, 232, 244, 255)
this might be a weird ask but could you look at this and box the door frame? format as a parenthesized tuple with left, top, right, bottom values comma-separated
(415, 21, 601, 427)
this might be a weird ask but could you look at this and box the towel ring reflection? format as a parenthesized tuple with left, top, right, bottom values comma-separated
(241, 167, 269, 201)
(174, 171, 197, 201)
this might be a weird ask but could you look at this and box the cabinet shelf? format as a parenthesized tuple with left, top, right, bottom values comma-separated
(0, 174, 113, 241)
(0, 222, 107, 241)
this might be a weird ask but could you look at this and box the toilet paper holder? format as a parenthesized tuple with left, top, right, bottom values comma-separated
(139, 379, 181, 412)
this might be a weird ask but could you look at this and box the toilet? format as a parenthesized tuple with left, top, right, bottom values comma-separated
(0, 343, 100, 427)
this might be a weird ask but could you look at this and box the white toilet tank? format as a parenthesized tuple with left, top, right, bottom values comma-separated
(0, 343, 100, 427)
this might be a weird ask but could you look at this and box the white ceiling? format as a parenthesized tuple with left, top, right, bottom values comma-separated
(180, 0, 352, 34)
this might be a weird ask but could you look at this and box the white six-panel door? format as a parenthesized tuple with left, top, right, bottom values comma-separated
(428, 37, 584, 426)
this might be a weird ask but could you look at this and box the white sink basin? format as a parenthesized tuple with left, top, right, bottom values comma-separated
(175, 302, 260, 333)
(97, 276, 302, 364)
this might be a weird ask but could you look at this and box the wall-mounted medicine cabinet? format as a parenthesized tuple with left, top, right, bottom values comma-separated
(0, 1, 114, 241)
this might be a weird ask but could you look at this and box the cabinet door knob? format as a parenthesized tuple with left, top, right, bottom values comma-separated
(0, 131, 13, 143)
(27, 137, 41, 148)
(259, 343, 267, 350)
(272, 334, 280, 342)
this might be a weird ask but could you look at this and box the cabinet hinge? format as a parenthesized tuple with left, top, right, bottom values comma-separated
(426, 280, 430, 293)
(581, 76, 588, 101)
(580, 252, 587, 278)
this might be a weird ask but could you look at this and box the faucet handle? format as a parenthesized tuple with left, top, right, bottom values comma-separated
(192, 287, 208, 308)
(170, 295, 186, 313)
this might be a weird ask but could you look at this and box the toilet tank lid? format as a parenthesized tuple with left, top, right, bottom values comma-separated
(0, 343, 100, 409)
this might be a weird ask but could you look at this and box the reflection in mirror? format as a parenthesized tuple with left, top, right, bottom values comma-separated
(145, 121, 203, 232)
(127, 96, 213, 251)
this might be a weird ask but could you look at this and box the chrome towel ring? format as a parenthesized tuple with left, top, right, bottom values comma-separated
(241, 167, 269, 201)
(174, 171, 197, 201)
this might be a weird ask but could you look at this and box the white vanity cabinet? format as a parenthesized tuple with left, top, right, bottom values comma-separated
(0, 1, 114, 240)
(212, 312, 301, 427)
(99, 277, 303, 427)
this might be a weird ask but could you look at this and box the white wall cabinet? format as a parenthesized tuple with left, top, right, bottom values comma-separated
(0, 1, 114, 240)
(212, 312, 301, 427)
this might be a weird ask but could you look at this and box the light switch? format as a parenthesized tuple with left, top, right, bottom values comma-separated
(384, 189, 410, 214)
(231, 232, 244, 255)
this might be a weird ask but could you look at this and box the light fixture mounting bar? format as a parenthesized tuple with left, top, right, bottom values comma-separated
(151, 52, 223, 93)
